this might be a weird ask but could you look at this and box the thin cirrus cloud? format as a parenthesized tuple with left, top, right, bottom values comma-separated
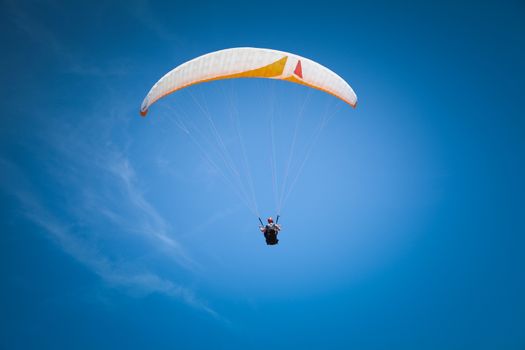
(2, 0, 223, 321)
(0, 107, 219, 318)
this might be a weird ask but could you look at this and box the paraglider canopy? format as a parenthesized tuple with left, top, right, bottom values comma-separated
(140, 47, 357, 116)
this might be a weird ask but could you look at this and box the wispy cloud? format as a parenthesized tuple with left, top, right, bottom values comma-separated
(108, 157, 177, 247)
(1, 155, 221, 319)
(0, 90, 219, 317)
(26, 103, 193, 263)
(0, 1, 222, 320)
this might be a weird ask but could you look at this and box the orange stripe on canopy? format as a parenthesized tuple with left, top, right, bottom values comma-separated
(141, 56, 288, 116)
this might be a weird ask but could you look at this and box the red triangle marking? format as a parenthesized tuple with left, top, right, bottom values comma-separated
(294, 60, 303, 78)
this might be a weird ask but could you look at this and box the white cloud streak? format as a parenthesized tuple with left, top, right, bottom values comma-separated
(1, 156, 221, 319)
(0, 1, 225, 321)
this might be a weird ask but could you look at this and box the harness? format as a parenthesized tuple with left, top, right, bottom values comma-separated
(264, 224, 279, 245)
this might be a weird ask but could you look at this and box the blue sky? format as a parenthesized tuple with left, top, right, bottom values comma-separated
(1, 0, 524, 349)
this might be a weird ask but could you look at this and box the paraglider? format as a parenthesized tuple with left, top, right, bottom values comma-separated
(140, 47, 357, 246)
(259, 216, 281, 245)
